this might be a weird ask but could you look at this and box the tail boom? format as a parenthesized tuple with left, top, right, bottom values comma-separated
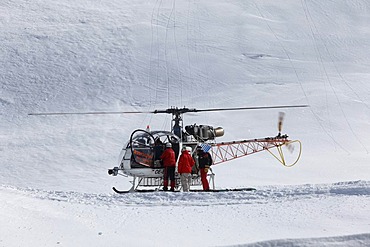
(210, 135, 301, 167)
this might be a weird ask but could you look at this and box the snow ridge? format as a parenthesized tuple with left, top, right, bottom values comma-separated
(2, 180, 368, 207)
(235, 233, 370, 247)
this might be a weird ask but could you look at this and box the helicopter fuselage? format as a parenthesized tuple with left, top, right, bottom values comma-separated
(115, 129, 187, 177)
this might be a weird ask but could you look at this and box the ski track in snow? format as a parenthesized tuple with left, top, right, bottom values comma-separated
(2, 180, 369, 208)
(236, 233, 370, 247)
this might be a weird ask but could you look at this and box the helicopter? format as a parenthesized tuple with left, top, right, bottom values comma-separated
(29, 104, 307, 193)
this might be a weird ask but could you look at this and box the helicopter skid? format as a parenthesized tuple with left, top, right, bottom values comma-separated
(112, 186, 256, 194)
(112, 187, 163, 193)
(189, 188, 256, 192)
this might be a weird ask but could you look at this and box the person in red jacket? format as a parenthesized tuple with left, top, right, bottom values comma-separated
(196, 146, 212, 191)
(178, 146, 195, 192)
(160, 142, 176, 191)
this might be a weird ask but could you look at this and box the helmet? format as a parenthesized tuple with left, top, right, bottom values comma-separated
(196, 145, 202, 150)
(166, 142, 172, 148)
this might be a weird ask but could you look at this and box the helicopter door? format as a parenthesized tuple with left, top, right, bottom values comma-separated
(129, 129, 155, 168)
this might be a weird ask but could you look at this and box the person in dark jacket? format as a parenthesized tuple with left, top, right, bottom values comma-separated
(153, 138, 164, 167)
(160, 142, 176, 191)
(196, 146, 212, 191)
(178, 146, 195, 192)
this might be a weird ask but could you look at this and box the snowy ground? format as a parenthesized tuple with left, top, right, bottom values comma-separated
(1, 181, 369, 247)
(1, 0, 370, 246)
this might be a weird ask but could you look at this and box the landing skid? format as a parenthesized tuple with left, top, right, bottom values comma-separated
(190, 188, 256, 192)
(112, 171, 256, 194)
(112, 187, 160, 194)
(112, 187, 256, 194)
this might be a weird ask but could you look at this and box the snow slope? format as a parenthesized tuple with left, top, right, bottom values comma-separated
(1, 0, 369, 246)
(1, 181, 369, 247)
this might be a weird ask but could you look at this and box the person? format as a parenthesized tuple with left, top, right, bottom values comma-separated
(153, 138, 164, 167)
(178, 146, 195, 192)
(196, 145, 212, 191)
(160, 142, 176, 191)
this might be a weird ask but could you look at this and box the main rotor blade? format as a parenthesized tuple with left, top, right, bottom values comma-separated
(29, 105, 308, 116)
(28, 110, 155, 116)
(193, 105, 309, 113)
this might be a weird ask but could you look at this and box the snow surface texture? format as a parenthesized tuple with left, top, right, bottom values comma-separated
(1, 0, 369, 246)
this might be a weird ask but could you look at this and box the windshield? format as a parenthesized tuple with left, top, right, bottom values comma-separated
(128, 130, 181, 168)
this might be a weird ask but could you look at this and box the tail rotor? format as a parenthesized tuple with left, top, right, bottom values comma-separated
(278, 112, 285, 136)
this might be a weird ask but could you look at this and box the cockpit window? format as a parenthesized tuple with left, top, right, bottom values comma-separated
(129, 130, 155, 167)
(128, 130, 181, 168)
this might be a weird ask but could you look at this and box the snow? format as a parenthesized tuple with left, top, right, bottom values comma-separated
(1, 182, 369, 246)
(1, 0, 369, 246)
